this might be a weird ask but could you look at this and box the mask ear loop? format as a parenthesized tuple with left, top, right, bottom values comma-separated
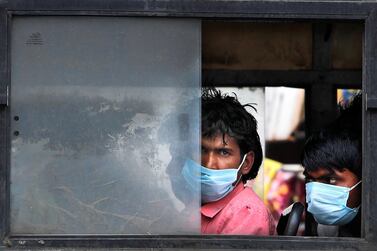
(238, 154, 247, 170)
(350, 180, 362, 191)
(347, 180, 362, 210)
(234, 154, 248, 187)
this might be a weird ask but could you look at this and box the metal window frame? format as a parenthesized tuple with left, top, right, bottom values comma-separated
(0, 0, 376, 250)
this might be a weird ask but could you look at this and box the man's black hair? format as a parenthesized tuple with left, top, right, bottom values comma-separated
(301, 93, 362, 178)
(301, 129, 361, 178)
(201, 88, 263, 181)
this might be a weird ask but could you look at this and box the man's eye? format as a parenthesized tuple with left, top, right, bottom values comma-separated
(201, 148, 207, 154)
(219, 149, 229, 156)
(329, 177, 337, 184)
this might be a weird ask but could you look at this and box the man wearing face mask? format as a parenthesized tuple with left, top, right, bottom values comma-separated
(182, 88, 275, 235)
(301, 94, 362, 237)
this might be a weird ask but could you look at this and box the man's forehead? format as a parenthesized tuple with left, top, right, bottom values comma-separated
(202, 133, 238, 147)
(203, 133, 231, 143)
(304, 167, 334, 178)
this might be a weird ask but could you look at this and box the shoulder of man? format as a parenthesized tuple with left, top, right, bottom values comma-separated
(237, 185, 270, 213)
(226, 184, 276, 235)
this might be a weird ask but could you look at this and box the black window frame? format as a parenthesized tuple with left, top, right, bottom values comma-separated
(0, 1, 376, 250)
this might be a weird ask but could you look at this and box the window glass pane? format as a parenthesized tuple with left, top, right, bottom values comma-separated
(10, 17, 201, 235)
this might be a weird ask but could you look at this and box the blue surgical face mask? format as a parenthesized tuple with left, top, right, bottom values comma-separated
(182, 155, 247, 203)
(306, 180, 361, 225)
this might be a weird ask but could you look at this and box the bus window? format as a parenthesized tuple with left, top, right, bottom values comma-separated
(203, 20, 362, 238)
(2, 2, 374, 249)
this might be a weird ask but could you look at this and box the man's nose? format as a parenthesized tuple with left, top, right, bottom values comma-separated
(202, 153, 218, 169)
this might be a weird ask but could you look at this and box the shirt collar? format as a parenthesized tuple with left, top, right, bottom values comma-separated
(201, 182, 244, 218)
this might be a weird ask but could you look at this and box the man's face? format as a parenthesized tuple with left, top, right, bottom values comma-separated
(201, 134, 242, 170)
(304, 168, 361, 208)
(201, 133, 254, 178)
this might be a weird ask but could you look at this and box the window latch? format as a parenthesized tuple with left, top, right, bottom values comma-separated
(0, 85, 9, 106)
(366, 93, 377, 110)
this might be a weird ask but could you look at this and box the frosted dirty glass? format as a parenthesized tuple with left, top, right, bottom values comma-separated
(10, 17, 201, 234)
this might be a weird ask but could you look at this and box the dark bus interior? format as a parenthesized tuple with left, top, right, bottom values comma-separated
(202, 20, 362, 236)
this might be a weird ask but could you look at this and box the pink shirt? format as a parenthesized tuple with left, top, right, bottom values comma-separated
(201, 182, 275, 235)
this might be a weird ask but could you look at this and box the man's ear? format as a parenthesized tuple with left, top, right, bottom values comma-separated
(241, 151, 255, 175)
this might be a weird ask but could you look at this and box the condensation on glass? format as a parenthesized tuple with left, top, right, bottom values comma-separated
(10, 17, 201, 234)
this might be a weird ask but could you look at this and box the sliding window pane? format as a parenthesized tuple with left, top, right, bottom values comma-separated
(10, 17, 201, 235)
